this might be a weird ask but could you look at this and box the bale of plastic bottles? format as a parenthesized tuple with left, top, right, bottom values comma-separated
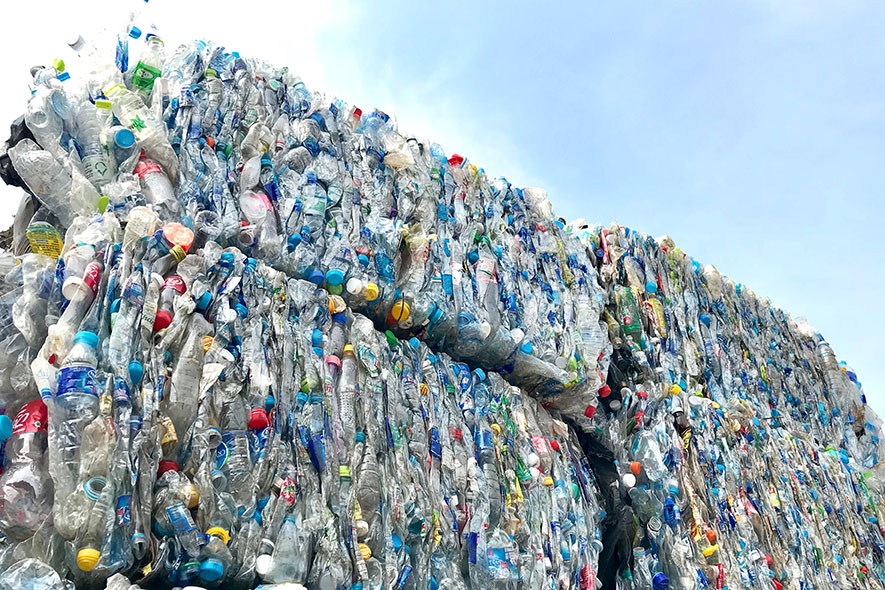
(0, 13, 884, 590)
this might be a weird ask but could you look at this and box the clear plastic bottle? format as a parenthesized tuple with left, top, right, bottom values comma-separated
(135, 154, 182, 220)
(264, 514, 312, 584)
(131, 34, 165, 102)
(50, 330, 100, 522)
(0, 399, 52, 540)
(199, 533, 233, 585)
(338, 344, 358, 460)
(75, 100, 114, 189)
(8, 139, 98, 227)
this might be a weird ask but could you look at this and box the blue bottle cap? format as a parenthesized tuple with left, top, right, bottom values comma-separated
(74, 331, 99, 349)
(110, 298, 122, 314)
(392, 533, 402, 550)
(520, 341, 533, 354)
(699, 313, 711, 327)
(199, 558, 225, 582)
(645, 281, 657, 293)
(326, 269, 345, 286)
(332, 312, 347, 325)
(312, 329, 323, 347)
(473, 368, 486, 381)
(57, 72, 70, 82)
(652, 572, 669, 590)
(128, 360, 144, 386)
(0, 415, 12, 441)
(408, 337, 420, 349)
(128, 25, 142, 39)
(265, 394, 275, 413)
(114, 128, 135, 149)
(195, 291, 212, 312)
(234, 304, 248, 319)
(220, 252, 235, 263)
(358, 254, 370, 267)
(467, 250, 479, 264)
(287, 233, 302, 251)
(309, 269, 325, 285)
(355, 431, 365, 443)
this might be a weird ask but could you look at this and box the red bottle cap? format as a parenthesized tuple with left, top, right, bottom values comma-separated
(158, 460, 179, 476)
(550, 440, 560, 452)
(248, 408, 269, 430)
(584, 405, 597, 419)
(154, 310, 173, 332)
(598, 385, 612, 398)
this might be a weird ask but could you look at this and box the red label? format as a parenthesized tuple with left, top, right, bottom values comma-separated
(135, 159, 163, 178)
(164, 275, 187, 294)
(12, 399, 48, 435)
(82, 262, 101, 296)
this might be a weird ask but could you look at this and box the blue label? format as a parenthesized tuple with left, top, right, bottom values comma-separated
(166, 503, 195, 535)
(116, 494, 132, 525)
(215, 439, 230, 469)
(57, 366, 97, 397)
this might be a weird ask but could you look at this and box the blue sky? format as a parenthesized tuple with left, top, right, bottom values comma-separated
(1, 0, 882, 413)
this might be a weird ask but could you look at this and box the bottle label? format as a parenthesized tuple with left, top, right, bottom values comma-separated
(26, 223, 63, 258)
(81, 262, 101, 297)
(82, 154, 112, 184)
(57, 366, 97, 397)
(11, 399, 49, 435)
(215, 438, 230, 469)
(116, 494, 132, 525)
(134, 159, 163, 179)
(280, 476, 297, 505)
(163, 275, 186, 294)
(166, 503, 195, 534)
(132, 61, 162, 93)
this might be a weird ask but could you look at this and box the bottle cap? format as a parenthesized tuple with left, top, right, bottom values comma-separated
(630, 461, 641, 475)
(248, 408, 269, 430)
(358, 543, 372, 561)
(326, 269, 345, 286)
(622, 473, 636, 488)
(389, 300, 410, 322)
(195, 291, 212, 311)
(235, 303, 248, 318)
(645, 281, 657, 293)
(74, 331, 99, 349)
(346, 277, 363, 295)
(598, 384, 612, 398)
(364, 282, 380, 301)
(187, 484, 200, 508)
(162, 223, 195, 252)
(199, 559, 225, 582)
(52, 58, 65, 72)
(544, 477, 554, 487)
(128, 25, 142, 39)
(207, 526, 231, 544)
(77, 548, 100, 571)
(157, 460, 178, 476)
(385, 330, 398, 349)
(308, 269, 325, 285)
(328, 283, 343, 295)
(0, 415, 12, 441)
(169, 244, 187, 263)
(339, 465, 351, 479)
(153, 310, 173, 332)
(326, 355, 341, 370)
(520, 341, 533, 354)
(357, 254, 370, 267)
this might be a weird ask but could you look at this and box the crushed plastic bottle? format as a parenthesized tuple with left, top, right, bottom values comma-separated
(0, 15, 882, 590)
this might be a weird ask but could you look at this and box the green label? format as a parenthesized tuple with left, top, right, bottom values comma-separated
(132, 61, 162, 92)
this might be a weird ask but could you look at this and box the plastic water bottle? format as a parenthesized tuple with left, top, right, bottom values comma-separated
(131, 34, 165, 102)
(264, 514, 312, 584)
(135, 154, 182, 220)
(52, 331, 100, 479)
(75, 100, 114, 189)
(0, 399, 52, 540)
(8, 139, 98, 227)
(199, 533, 233, 585)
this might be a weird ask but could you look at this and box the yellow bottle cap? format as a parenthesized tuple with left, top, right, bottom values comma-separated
(207, 526, 231, 544)
(390, 300, 411, 322)
(77, 548, 101, 571)
(702, 544, 719, 557)
(170, 244, 187, 263)
(669, 384, 682, 395)
(364, 282, 380, 302)
(53, 58, 66, 72)
(358, 543, 372, 561)
(490, 423, 501, 436)
(339, 465, 351, 479)
(544, 476, 554, 487)
(343, 344, 355, 354)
